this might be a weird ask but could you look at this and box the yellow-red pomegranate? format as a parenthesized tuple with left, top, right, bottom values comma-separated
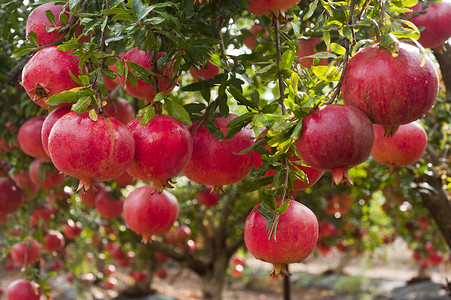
(342, 43, 438, 136)
(182, 114, 254, 188)
(127, 115, 193, 192)
(371, 121, 428, 167)
(48, 111, 135, 191)
(244, 199, 318, 277)
(123, 185, 179, 242)
(295, 104, 374, 186)
(22, 46, 82, 109)
(18, 116, 49, 160)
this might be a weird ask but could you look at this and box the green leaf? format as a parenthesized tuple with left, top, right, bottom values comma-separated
(116, 60, 125, 77)
(164, 100, 192, 125)
(228, 85, 258, 109)
(126, 61, 158, 77)
(311, 65, 341, 81)
(330, 42, 346, 55)
(276, 201, 290, 215)
(205, 121, 224, 140)
(45, 9, 57, 27)
(102, 8, 132, 15)
(303, 0, 319, 21)
(89, 109, 98, 121)
(102, 68, 116, 80)
(26, 31, 39, 47)
(389, 0, 417, 8)
(72, 95, 94, 114)
(323, 31, 331, 52)
(11, 45, 35, 59)
(132, 0, 156, 21)
(45, 91, 77, 106)
(279, 50, 295, 71)
(225, 112, 254, 139)
(137, 105, 154, 125)
(126, 70, 138, 88)
(262, 103, 279, 114)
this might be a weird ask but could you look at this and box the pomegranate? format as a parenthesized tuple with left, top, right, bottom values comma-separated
(103, 97, 134, 125)
(127, 115, 193, 192)
(11, 170, 39, 198)
(155, 251, 169, 262)
(174, 225, 192, 242)
(231, 264, 244, 278)
(406, 0, 451, 49)
(29, 158, 65, 190)
(232, 254, 245, 266)
(41, 106, 72, 157)
(318, 220, 336, 239)
(324, 193, 353, 216)
(247, 0, 301, 16)
(104, 264, 116, 276)
(95, 189, 124, 219)
(190, 60, 220, 81)
(0, 177, 24, 221)
(104, 277, 118, 289)
(114, 172, 136, 187)
(165, 230, 178, 244)
(6, 279, 41, 300)
(102, 63, 120, 91)
(65, 219, 83, 239)
(22, 46, 82, 109)
(182, 114, 254, 188)
(244, 24, 269, 49)
(131, 270, 148, 282)
(123, 185, 179, 242)
(48, 111, 135, 191)
(10, 238, 42, 267)
(428, 251, 444, 265)
(244, 199, 318, 277)
(155, 268, 168, 279)
(196, 187, 220, 207)
(44, 230, 65, 252)
(296, 37, 329, 68)
(31, 205, 54, 227)
(79, 182, 105, 207)
(18, 116, 49, 160)
(295, 104, 374, 186)
(418, 258, 429, 268)
(342, 43, 439, 136)
(26, 2, 68, 46)
(119, 48, 177, 102)
(371, 121, 428, 168)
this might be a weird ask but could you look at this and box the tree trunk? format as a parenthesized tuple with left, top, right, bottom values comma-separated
(433, 44, 451, 97)
(201, 253, 229, 300)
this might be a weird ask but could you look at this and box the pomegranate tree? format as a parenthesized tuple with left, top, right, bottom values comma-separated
(95, 189, 124, 219)
(119, 48, 177, 102)
(123, 185, 179, 242)
(295, 104, 374, 186)
(6, 279, 41, 300)
(41, 106, 72, 157)
(342, 42, 439, 136)
(29, 158, 65, 190)
(126, 115, 193, 192)
(48, 111, 135, 191)
(182, 114, 254, 188)
(247, 0, 301, 16)
(18, 116, 48, 160)
(10, 238, 42, 267)
(22, 46, 82, 109)
(371, 121, 428, 168)
(0, 177, 24, 221)
(244, 199, 318, 277)
(190, 60, 220, 81)
(406, 0, 451, 49)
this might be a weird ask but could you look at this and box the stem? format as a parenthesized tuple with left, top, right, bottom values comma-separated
(218, 17, 228, 64)
(150, 49, 160, 96)
(96, 0, 109, 114)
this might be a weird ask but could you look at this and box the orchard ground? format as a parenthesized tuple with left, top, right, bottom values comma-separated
(1, 238, 449, 300)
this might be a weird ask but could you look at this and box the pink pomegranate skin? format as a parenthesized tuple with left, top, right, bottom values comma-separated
(244, 199, 318, 277)
(10, 238, 42, 267)
(406, 0, 451, 49)
(95, 189, 124, 219)
(48, 111, 135, 190)
(123, 185, 179, 242)
(119, 48, 177, 102)
(342, 43, 438, 134)
(190, 60, 220, 81)
(296, 37, 329, 68)
(44, 230, 65, 252)
(127, 115, 193, 192)
(371, 121, 428, 167)
(41, 106, 72, 157)
(22, 46, 82, 109)
(248, 0, 301, 16)
(6, 279, 41, 300)
(26, 2, 68, 46)
(244, 24, 269, 49)
(182, 114, 254, 187)
(295, 105, 374, 186)
(79, 183, 105, 207)
(18, 116, 49, 160)
(11, 170, 39, 198)
(0, 177, 24, 220)
(29, 158, 65, 190)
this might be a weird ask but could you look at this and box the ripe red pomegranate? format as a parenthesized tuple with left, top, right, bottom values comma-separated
(127, 115, 193, 192)
(231, 264, 244, 278)
(155, 268, 168, 279)
(48, 111, 135, 191)
(41, 106, 72, 157)
(342, 43, 439, 136)
(6, 279, 41, 300)
(79, 182, 105, 207)
(196, 187, 220, 207)
(123, 185, 179, 242)
(174, 225, 192, 242)
(0, 177, 24, 221)
(29, 158, 65, 190)
(95, 189, 124, 219)
(44, 230, 65, 252)
(295, 104, 374, 186)
(244, 24, 269, 49)
(182, 114, 254, 188)
(22, 46, 82, 109)
(65, 219, 83, 239)
(232, 254, 245, 266)
(103, 98, 134, 125)
(10, 238, 42, 267)
(113, 172, 136, 187)
(428, 251, 444, 265)
(31, 205, 54, 227)
(244, 199, 318, 277)
(11, 170, 39, 198)
(119, 48, 177, 102)
(296, 37, 329, 68)
(371, 121, 428, 168)
(104, 264, 116, 276)
(418, 258, 429, 269)
(18, 116, 49, 160)
(406, 0, 451, 49)
(190, 60, 220, 81)
(131, 270, 148, 282)
(247, 0, 301, 16)
(103, 63, 120, 91)
(155, 251, 169, 262)
(104, 277, 118, 289)
(318, 220, 336, 239)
